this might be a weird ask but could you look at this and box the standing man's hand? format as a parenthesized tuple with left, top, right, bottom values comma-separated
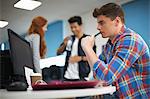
(57, 36, 70, 55)
(69, 56, 82, 63)
(63, 36, 70, 46)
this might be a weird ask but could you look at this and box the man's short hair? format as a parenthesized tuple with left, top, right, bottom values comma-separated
(68, 16, 82, 25)
(93, 3, 125, 23)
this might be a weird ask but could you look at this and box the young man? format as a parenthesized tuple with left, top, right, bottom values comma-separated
(57, 16, 96, 81)
(81, 3, 150, 98)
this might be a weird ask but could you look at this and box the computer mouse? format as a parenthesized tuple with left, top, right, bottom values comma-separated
(6, 81, 27, 91)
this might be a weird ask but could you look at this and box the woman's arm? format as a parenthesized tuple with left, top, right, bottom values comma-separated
(32, 34, 42, 73)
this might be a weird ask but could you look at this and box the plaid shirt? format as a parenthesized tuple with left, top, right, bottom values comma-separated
(93, 26, 150, 98)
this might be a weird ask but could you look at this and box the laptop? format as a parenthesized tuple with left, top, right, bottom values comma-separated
(32, 80, 99, 90)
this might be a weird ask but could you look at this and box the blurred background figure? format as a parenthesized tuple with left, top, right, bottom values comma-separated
(25, 16, 48, 74)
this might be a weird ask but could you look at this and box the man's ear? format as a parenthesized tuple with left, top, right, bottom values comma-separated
(115, 16, 121, 27)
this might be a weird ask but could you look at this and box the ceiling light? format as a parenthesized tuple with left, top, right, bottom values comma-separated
(0, 21, 9, 28)
(14, 0, 42, 11)
(1, 43, 5, 51)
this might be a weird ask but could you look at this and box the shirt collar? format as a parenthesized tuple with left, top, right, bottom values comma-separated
(111, 25, 126, 44)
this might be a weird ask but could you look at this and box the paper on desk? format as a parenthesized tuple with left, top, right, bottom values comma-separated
(40, 53, 66, 69)
(24, 67, 34, 87)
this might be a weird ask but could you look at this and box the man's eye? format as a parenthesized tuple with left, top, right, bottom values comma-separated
(101, 22, 104, 25)
(98, 21, 104, 26)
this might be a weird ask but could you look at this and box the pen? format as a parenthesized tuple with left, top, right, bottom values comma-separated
(94, 32, 100, 37)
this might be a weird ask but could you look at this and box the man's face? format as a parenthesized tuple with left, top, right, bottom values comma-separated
(97, 15, 117, 38)
(69, 22, 82, 36)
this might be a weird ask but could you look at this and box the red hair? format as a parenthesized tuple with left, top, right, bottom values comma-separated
(28, 16, 47, 58)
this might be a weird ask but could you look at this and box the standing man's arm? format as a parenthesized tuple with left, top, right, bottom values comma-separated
(57, 37, 70, 55)
(68, 37, 96, 64)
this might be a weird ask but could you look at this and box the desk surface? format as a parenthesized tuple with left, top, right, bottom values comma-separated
(1, 86, 116, 99)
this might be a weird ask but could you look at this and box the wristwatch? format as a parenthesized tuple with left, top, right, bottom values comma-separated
(81, 56, 84, 61)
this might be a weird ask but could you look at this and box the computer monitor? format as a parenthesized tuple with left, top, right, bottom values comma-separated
(8, 29, 34, 82)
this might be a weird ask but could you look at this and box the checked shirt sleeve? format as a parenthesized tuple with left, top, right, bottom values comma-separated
(93, 34, 142, 85)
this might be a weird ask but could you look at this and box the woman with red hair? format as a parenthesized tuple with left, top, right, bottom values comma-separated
(25, 16, 48, 73)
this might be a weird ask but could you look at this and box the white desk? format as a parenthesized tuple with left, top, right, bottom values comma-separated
(1, 86, 116, 99)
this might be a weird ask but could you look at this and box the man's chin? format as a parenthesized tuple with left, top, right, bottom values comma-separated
(73, 33, 78, 36)
(102, 35, 108, 38)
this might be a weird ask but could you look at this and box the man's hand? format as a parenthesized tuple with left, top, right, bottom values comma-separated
(57, 36, 70, 55)
(81, 35, 98, 67)
(63, 36, 70, 46)
(81, 35, 95, 51)
(69, 56, 82, 63)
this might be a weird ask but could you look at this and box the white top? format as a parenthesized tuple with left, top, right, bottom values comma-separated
(64, 37, 79, 79)
(0, 86, 116, 99)
(25, 34, 42, 73)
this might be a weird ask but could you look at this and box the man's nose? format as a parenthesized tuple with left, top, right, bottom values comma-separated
(71, 28, 76, 32)
(97, 24, 101, 31)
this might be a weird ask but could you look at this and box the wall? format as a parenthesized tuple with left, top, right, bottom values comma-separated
(45, 20, 64, 57)
(123, 0, 150, 48)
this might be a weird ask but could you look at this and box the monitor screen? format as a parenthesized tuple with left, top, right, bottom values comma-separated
(8, 29, 34, 76)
